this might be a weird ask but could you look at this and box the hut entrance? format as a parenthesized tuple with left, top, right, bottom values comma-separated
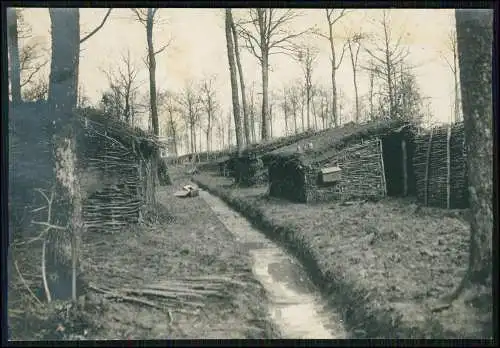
(381, 132, 416, 197)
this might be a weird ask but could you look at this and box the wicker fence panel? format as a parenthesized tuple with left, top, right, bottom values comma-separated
(413, 123, 468, 209)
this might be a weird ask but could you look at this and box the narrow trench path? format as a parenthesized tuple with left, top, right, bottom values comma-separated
(199, 189, 348, 339)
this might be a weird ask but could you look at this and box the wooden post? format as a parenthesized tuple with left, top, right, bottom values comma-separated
(424, 128, 434, 206)
(402, 139, 408, 196)
(378, 139, 387, 197)
(446, 125, 452, 209)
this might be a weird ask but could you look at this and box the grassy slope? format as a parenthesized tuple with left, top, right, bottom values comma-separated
(194, 172, 490, 339)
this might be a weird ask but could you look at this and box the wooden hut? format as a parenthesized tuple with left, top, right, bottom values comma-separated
(230, 129, 331, 186)
(9, 102, 161, 237)
(412, 122, 468, 209)
(265, 119, 418, 203)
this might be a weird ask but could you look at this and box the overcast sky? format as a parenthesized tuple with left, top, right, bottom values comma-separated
(20, 8, 458, 150)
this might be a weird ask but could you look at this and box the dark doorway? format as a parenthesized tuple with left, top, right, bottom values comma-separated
(381, 131, 416, 197)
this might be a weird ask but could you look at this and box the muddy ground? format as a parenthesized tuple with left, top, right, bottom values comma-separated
(194, 172, 492, 339)
(8, 166, 280, 340)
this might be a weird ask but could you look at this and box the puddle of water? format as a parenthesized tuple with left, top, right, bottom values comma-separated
(200, 190, 347, 339)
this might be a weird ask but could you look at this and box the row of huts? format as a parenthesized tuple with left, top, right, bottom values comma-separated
(209, 118, 468, 209)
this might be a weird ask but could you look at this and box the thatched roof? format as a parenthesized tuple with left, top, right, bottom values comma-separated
(264, 118, 417, 166)
(76, 107, 160, 153)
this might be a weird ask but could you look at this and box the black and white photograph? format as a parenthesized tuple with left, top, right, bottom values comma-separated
(5, 4, 494, 341)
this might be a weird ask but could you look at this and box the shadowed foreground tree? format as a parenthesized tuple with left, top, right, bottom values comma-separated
(7, 8, 22, 103)
(433, 10, 493, 321)
(40, 8, 112, 303)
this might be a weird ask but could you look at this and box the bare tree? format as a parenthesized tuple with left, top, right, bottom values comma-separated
(440, 28, 462, 123)
(215, 111, 226, 150)
(230, 14, 251, 145)
(101, 50, 144, 125)
(288, 83, 301, 134)
(347, 33, 365, 123)
(178, 82, 202, 154)
(161, 91, 183, 157)
(362, 10, 410, 119)
(132, 8, 171, 184)
(237, 9, 310, 140)
(293, 45, 319, 130)
(433, 10, 493, 317)
(281, 87, 291, 135)
(367, 59, 375, 120)
(316, 86, 332, 129)
(22, 79, 49, 102)
(200, 77, 220, 152)
(314, 9, 349, 127)
(8, 9, 50, 103)
(225, 9, 244, 151)
(248, 81, 258, 142)
(132, 8, 170, 137)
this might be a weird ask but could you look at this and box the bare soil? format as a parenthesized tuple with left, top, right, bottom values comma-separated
(194, 172, 492, 339)
(8, 166, 280, 340)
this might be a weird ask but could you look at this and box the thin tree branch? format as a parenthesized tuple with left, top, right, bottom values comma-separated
(80, 9, 112, 44)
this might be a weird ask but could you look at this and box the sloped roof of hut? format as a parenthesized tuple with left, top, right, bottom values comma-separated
(76, 107, 161, 153)
(264, 118, 416, 166)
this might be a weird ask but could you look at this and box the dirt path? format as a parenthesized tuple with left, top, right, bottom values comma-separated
(201, 189, 347, 339)
(8, 169, 279, 340)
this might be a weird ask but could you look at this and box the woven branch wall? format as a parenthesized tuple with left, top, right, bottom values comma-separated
(305, 139, 386, 203)
(268, 139, 385, 203)
(79, 118, 157, 233)
(413, 122, 468, 209)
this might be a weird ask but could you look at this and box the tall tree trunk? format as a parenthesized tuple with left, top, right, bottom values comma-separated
(456, 8, 493, 290)
(435, 10, 493, 316)
(249, 87, 256, 142)
(48, 9, 80, 115)
(312, 97, 318, 130)
(146, 9, 159, 136)
(225, 9, 243, 150)
(7, 9, 22, 104)
(328, 22, 338, 127)
(453, 47, 460, 122)
(293, 108, 298, 134)
(283, 94, 289, 135)
(369, 67, 374, 120)
(230, 13, 251, 145)
(353, 68, 360, 123)
(227, 111, 233, 147)
(47, 8, 83, 302)
(348, 40, 361, 123)
(300, 94, 305, 131)
(261, 54, 270, 140)
(269, 104, 273, 138)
